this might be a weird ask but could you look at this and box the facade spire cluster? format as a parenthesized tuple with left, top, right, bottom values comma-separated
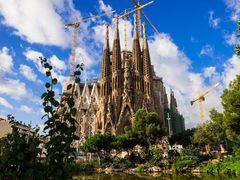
(65, 14, 182, 140)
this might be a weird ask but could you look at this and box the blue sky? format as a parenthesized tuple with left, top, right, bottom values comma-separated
(0, 0, 239, 130)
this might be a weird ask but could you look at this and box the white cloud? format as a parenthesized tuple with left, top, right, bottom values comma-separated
(203, 66, 216, 78)
(0, 47, 13, 75)
(0, 0, 81, 47)
(224, 32, 238, 46)
(19, 64, 42, 83)
(98, 0, 113, 13)
(0, 97, 13, 109)
(0, 78, 29, 100)
(208, 11, 221, 28)
(49, 55, 66, 71)
(224, 0, 240, 21)
(200, 44, 214, 57)
(222, 54, 240, 86)
(23, 49, 68, 86)
(19, 105, 32, 114)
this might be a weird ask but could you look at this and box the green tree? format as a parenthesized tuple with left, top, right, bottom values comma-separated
(40, 57, 83, 179)
(112, 133, 136, 157)
(0, 115, 43, 179)
(169, 128, 194, 147)
(132, 109, 162, 148)
(192, 121, 225, 147)
(80, 132, 115, 164)
(221, 75, 240, 144)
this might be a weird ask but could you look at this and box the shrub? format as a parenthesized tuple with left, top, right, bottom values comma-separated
(135, 164, 149, 173)
(112, 157, 132, 169)
(172, 156, 199, 173)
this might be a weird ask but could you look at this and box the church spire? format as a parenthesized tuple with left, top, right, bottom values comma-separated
(101, 23, 111, 80)
(132, 14, 143, 92)
(133, 13, 139, 39)
(112, 13, 122, 89)
(104, 23, 109, 50)
(114, 13, 119, 40)
(142, 22, 151, 77)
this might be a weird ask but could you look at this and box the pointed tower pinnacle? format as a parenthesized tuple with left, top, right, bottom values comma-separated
(104, 23, 109, 50)
(142, 22, 151, 77)
(134, 13, 139, 39)
(143, 22, 148, 51)
(132, 13, 143, 93)
(114, 13, 119, 40)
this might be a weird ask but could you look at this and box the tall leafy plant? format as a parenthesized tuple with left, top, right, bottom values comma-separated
(40, 57, 83, 179)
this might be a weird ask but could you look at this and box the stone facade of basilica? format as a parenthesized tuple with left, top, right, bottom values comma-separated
(63, 14, 178, 142)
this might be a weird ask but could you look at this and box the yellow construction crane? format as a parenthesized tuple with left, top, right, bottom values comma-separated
(131, 0, 160, 36)
(65, 10, 115, 80)
(119, 1, 154, 51)
(190, 83, 220, 125)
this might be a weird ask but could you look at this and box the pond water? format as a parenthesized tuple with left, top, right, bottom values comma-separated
(73, 172, 240, 180)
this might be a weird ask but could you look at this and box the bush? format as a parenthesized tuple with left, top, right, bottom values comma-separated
(200, 160, 240, 175)
(172, 156, 199, 173)
(73, 160, 97, 172)
(149, 145, 163, 166)
(112, 157, 132, 169)
(135, 164, 149, 173)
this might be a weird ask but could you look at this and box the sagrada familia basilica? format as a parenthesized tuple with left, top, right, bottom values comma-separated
(63, 14, 179, 142)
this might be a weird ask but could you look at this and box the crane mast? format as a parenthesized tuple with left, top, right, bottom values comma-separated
(191, 83, 220, 125)
(65, 11, 115, 80)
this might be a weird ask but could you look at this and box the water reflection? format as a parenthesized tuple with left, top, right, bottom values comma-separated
(73, 172, 240, 180)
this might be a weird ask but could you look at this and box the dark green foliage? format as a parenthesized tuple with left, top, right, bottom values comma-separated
(169, 129, 194, 147)
(192, 121, 225, 147)
(172, 156, 199, 173)
(112, 133, 136, 156)
(148, 145, 163, 166)
(220, 75, 240, 145)
(40, 57, 83, 179)
(80, 132, 115, 166)
(112, 157, 132, 169)
(132, 109, 162, 148)
(201, 160, 240, 175)
(0, 115, 43, 179)
(80, 132, 115, 154)
(165, 108, 185, 136)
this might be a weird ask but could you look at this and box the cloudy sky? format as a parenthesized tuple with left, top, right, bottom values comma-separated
(0, 0, 239, 130)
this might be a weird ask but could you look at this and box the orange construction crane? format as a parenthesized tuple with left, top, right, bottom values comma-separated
(190, 83, 220, 125)
(65, 10, 115, 80)
(131, 0, 159, 36)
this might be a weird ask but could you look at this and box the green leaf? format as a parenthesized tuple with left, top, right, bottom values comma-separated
(45, 83, 51, 88)
(74, 71, 80, 76)
(46, 71, 51, 77)
(52, 78, 58, 85)
(70, 108, 77, 116)
(44, 63, 49, 68)
(75, 77, 80, 83)
(41, 92, 47, 99)
(44, 106, 52, 113)
(52, 100, 59, 107)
